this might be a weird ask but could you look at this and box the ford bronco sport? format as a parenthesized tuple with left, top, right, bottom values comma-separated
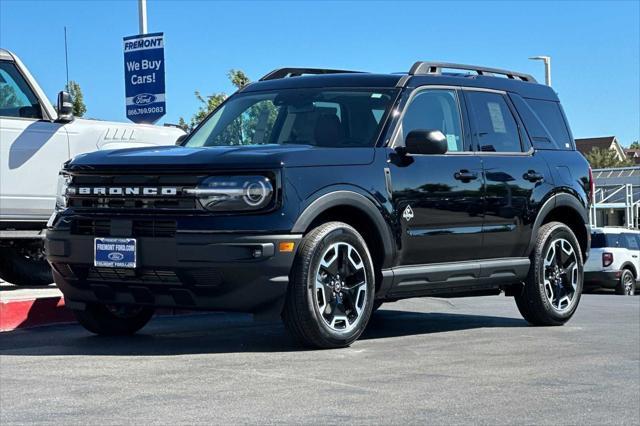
(46, 62, 592, 348)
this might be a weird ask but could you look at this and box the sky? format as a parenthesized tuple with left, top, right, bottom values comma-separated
(1, 0, 638, 145)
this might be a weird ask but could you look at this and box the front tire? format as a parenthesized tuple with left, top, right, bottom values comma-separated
(73, 303, 155, 336)
(282, 222, 375, 348)
(616, 269, 635, 296)
(515, 222, 584, 326)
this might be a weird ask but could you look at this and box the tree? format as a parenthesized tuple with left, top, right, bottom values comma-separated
(65, 80, 86, 117)
(0, 83, 20, 108)
(630, 141, 640, 149)
(179, 69, 250, 132)
(585, 147, 633, 169)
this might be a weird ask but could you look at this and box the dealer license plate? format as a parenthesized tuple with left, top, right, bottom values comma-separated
(94, 238, 137, 268)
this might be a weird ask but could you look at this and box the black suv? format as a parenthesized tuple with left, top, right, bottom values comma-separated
(46, 61, 592, 348)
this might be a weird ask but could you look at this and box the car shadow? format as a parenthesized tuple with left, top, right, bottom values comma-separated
(0, 309, 527, 356)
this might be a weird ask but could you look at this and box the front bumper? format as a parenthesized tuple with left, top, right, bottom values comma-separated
(46, 229, 302, 315)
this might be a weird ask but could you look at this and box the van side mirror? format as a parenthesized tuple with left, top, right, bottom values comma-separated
(175, 134, 187, 146)
(56, 91, 74, 123)
(404, 129, 448, 155)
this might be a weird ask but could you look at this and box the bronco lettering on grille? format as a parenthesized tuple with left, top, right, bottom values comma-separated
(72, 187, 179, 196)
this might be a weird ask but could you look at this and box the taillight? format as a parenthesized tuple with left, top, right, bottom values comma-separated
(588, 167, 595, 205)
(602, 252, 613, 267)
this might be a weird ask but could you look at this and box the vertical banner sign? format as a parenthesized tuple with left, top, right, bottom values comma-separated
(123, 32, 165, 123)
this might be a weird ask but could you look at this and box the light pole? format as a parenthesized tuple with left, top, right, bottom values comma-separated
(138, 0, 147, 35)
(529, 56, 551, 86)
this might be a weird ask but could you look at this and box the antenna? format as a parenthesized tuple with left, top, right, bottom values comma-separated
(64, 26, 69, 89)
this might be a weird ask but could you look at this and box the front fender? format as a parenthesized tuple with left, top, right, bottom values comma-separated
(291, 187, 396, 267)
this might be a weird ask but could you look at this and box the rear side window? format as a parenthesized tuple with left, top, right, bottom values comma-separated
(526, 99, 573, 150)
(465, 91, 522, 152)
(591, 233, 623, 248)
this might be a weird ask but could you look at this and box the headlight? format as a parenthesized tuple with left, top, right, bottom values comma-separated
(186, 175, 274, 212)
(55, 173, 72, 211)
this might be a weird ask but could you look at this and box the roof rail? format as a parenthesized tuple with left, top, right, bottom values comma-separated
(409, 61, 537, 83)
(259, 67, 362, 81)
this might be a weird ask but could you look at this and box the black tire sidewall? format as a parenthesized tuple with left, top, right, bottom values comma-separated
(533, 224, 584, 322)
(73, 303, 154, 335)
(303, 224, 375, 346)
(618, 270, 635, 296)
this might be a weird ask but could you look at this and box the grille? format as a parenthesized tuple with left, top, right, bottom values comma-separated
(65, 266, 224, 288)
(67, 174, 203, 211)
(71, 219, 177, 238)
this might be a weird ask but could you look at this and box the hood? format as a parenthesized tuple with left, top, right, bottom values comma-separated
(67, 118, 185, 151)
(65, 144, 375, 172)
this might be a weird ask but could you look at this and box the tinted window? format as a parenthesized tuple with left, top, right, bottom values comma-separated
(623, 233, 639, 250)
(400, 89, 465, 152)
(466, 92, 522, 152)
(591, 232, 623, 248)
(527, 99, 573, 150)
(0, 61, 42, 119)
(185, 89, 396, 148)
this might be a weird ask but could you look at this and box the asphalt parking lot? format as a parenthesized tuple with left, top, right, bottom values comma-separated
(1, 294, 638, 425)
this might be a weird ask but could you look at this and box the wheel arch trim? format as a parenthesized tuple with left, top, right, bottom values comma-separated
(291, 189, 395, 267)
(528, 192, 589, 258)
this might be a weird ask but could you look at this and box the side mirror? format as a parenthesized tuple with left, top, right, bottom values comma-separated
(175, 134, 187, 146)
(56, 91, 74, 123)
(404, 129, 448, 155)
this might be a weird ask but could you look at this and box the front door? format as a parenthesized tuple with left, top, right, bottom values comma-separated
(388, 88, 484, 266)
(0, 59, 69, 222)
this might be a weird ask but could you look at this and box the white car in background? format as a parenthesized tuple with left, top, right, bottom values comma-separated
(584, 227, 640, 295)
(0, 48, 185, 286)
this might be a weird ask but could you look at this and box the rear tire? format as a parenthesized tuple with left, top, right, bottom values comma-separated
(282, 222, 375, 348)
(0, 247, 52, 287)
(515, 222, 584, 326)
(73, 303, 155, 336)
(616, 269, 635, 296)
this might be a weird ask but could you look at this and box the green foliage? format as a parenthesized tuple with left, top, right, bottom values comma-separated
(585, 147, 634, 169)
(179, 69, 252, 132)
(629, 141, 640, 149)
(0, 83, 20, 108)
(65, 80, 86, 117)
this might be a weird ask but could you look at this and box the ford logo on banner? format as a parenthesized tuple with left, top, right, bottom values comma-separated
(123, 32, 166, 124)
(107, 252, 125, 261)
(133, 93, 157, 105)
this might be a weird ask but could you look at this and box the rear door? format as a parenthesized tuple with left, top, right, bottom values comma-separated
(463, 89, 552, 258)
(388, 87, 484, 266)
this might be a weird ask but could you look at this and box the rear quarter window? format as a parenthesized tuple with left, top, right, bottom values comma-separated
(526, 99, 573, 150)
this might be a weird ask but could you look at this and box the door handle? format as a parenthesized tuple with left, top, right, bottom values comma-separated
(454, 170, 478, 182)
(523, 170, 544, 182)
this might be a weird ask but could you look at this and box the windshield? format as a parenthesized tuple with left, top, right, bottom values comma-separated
(185, 88, 398, 148)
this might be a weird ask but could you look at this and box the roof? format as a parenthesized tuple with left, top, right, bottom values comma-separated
(0, 48, 14, 61)
(242, 71, 558, 101)
(575, 136, 617, 154)
(625, 148, 640, 164)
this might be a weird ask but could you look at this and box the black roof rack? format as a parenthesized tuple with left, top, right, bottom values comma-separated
(409, 61, 537, 83)
(259, 67, 363, 81)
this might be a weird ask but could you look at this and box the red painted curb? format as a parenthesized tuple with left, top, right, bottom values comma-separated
(0, 296, 201, 332)
(0, 297, 75, 332)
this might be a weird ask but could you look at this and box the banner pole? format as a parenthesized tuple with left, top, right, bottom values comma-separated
(138, 0, 147, 35)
